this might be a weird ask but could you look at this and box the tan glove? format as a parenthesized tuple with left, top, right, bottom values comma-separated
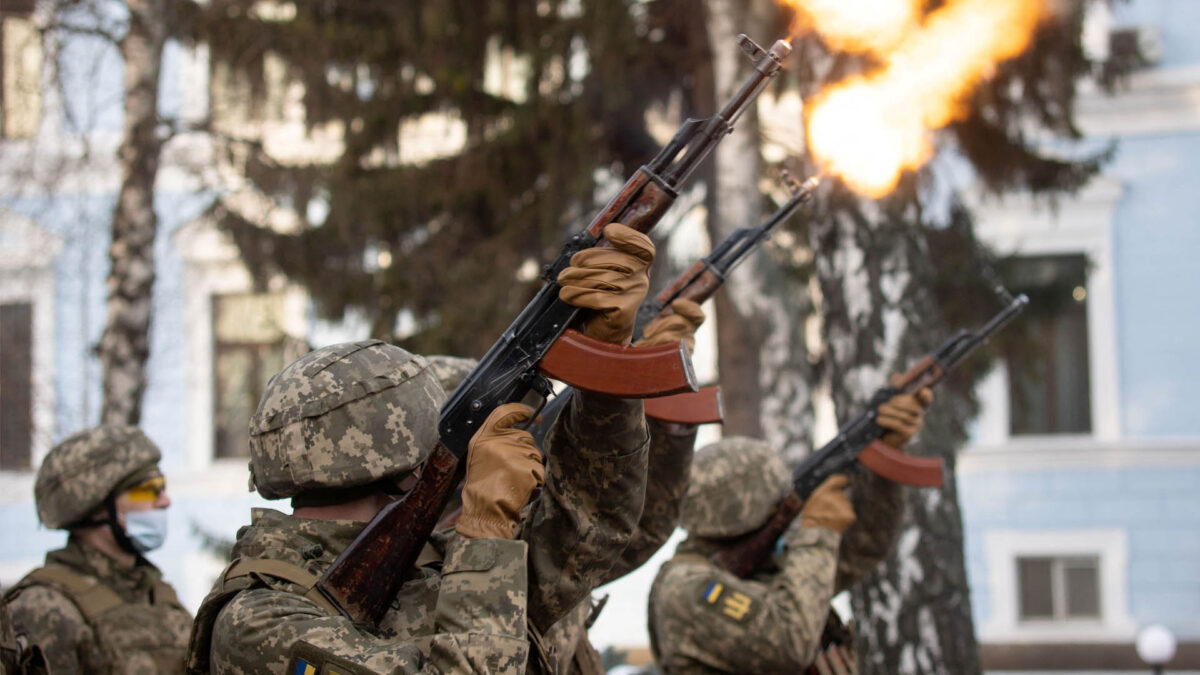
(800, 474, 856, 534)
(456, 403, 546, 540)
(634, 298, 706, 351)
(557, 223, 655, 345)
(877, 374, 934, 449)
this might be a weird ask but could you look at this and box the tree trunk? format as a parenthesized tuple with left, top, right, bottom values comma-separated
(810, 199, 981, 674)
(98, 0, 167, 425)
(704, 0, 814, 456)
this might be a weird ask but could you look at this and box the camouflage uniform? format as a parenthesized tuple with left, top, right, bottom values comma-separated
(424, 354, 656, 666)
(0, 589, 13, 675)
(6, 538, 191, 674)
(3, 426, 191, 675)
(647, 437, 903, 674)
(205, 510, 530, 673)
(188, 341, 650, 674)
(540, 419, 698, 674)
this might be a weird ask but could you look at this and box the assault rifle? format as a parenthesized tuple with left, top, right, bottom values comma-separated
(640, 172, 819, 424)
(529, 172, 820, 443)
(711, 288, 1029, 578)
(315, 35, 793, 624)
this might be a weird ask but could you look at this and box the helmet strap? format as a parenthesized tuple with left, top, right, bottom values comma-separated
(105, 497, 143, 558)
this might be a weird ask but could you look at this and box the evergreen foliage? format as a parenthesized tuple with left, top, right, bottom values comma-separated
(185, 0, 698, 355)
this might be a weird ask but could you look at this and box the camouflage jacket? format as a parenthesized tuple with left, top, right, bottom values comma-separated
(521, 389, 650, 635)
(646, 469, 907, 675)
(198, 509, 530, 674)
(539, 420, 696, 674)
(835, 469, 905, 590)
(4, 537, 192, 675)
(647, 524, 842, 674)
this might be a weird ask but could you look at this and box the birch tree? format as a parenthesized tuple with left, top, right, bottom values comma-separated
(794, 2, 1121, 671)
(703, 0, 815, 453)
(97, 0, 172, 425)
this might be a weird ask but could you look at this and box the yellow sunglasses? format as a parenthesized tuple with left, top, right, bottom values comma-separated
(124, 476, 167, 503)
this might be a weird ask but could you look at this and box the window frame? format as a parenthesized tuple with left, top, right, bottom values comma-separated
(1, 1, 43, 140)
(210, 291, 290, 460)
(0, 209, 59, 477)
(968, 176, 1122, 447)
(1016, 553, 1102, 622)
(174, 213, 307, 470)
(982, 529, 1135, 642)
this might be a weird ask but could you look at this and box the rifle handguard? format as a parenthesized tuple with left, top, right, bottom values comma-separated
(539, 329, 698, 397)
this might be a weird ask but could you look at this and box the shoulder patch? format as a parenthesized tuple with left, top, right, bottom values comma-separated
(699, 580, 756, 623)
(288, 640, 371, 675)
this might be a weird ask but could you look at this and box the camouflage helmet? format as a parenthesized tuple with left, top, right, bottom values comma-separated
(426, 355, 477, 395)
(679, 436, 791, 538)
(34, 426, 162, 529)
(248, 340, 446, 499)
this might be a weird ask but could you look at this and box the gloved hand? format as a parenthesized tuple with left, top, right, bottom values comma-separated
(877, 375, 934, 449)
(800, 474, 856, 534)
(456, 403, 546, 540)
(634, 298, 706, 351)
(558, 223, 655, 345)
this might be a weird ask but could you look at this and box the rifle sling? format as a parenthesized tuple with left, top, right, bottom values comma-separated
(223, 558, 342, 617)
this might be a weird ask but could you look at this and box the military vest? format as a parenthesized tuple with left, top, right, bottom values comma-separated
(6, 564, 189, 674)
(188, 544, 556, 675)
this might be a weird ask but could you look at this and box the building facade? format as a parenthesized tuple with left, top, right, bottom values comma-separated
(961, 0, 1200, 669)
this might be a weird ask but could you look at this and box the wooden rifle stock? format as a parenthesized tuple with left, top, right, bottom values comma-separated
(316, 443, 460, 623)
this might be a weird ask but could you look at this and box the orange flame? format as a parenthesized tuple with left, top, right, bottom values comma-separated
(786, 0, 1045, 197)
(783, 0, 921, 56)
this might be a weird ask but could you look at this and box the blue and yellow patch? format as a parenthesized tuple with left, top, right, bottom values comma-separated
(293, 661, 316, 675)
(702, 581, 755, 622)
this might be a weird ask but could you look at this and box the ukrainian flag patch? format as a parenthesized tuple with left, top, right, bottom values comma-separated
(704, 581, 724, 603)
(701, 580, 756, 623)
(293, 661, 316, 675)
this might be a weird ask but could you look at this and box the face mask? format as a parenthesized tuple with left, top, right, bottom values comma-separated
(123, 509, 169, 553)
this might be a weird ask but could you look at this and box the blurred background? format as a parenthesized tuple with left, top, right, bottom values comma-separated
(1, 1, 1197, 673)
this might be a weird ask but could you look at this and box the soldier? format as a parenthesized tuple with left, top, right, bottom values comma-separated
(4, 426, 193, 674)
(647, 387, 932, 675)
(187, 223, 659, 673)
(539, 297, 707, 675)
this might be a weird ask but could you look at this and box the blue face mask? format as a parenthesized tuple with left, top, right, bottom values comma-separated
(123, 509, 169, 553)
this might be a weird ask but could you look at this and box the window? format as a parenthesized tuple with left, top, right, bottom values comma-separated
(212, 293, 290, 459)
(982, 529, 1133, 641)
(1, 302, 32, 469)
(1017, 555, 1100, 621)
(1004, 254, 1092, 435)
(1, 0, 41, 139)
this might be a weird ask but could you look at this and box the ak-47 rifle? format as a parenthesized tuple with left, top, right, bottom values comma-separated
(315, 35, 793, 624)
(711, 288, 1029, 578)
(530, 172, 820, 440)
(640, 172, 819, 425)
